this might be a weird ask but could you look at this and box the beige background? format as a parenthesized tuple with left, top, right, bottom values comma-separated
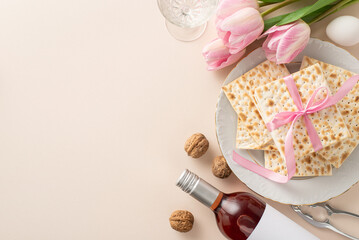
(0, 0, 358, 239)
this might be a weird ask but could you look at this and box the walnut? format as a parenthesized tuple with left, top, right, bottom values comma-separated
(212, 156, 232, 178)
(169, 210, 194, 232)
(184, 133, 209, 158)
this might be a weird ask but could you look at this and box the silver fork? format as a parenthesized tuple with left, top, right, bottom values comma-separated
(310, 202, 359, 218)
(291, 205, 359, 240)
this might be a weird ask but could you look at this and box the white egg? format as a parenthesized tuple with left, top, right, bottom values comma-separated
(326, 15, 359, 46)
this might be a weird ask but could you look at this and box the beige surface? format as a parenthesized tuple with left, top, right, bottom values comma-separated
(0, 1, 358, 239)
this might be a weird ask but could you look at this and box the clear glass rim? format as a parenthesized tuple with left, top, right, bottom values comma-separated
(156, 0, 218, 29)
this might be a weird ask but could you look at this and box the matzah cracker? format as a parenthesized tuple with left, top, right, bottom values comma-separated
(254, 64, 350, 161)
(236, 118, 260, 149)
(264, 150, 332, 176)
(223, 60, 290, 147)
(236, 118, 277, 150)
(301, 56, 359, 168)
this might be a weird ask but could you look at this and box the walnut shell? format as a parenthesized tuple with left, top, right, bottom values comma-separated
(212, 156, 232, 178)
(184, 133, 209, 158)
(169, 210, 194, 232)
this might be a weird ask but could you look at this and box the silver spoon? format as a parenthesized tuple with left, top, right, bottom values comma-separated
(291, 205, 359, 240)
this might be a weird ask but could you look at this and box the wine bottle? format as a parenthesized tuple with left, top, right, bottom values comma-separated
(176, 169, 319, 240)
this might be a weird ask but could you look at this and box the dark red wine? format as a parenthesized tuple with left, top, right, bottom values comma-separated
(176, 169, 318, 240)
(214, 192, 265, 239)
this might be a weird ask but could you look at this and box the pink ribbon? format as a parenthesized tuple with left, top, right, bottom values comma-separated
(233, 74, 359, 183)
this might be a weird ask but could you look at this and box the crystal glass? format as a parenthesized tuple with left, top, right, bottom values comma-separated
(157, 0, 218, 41)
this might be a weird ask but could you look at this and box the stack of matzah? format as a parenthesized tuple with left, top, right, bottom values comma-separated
(223, 57, 358, 178)
(300, 57, 359, 168)
(223, 60, 290, 150)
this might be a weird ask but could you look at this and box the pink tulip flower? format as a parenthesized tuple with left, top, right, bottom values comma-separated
(202, 38, 246, 71)
(217, 7, 264, 54)
(216, 0, 259, 23)
(261, 20, 311, 64)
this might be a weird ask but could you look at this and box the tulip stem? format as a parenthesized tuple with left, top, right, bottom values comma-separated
(258, 1, 277, 7)
(261, 0, 301, 17)
(308, 0, 354, 25)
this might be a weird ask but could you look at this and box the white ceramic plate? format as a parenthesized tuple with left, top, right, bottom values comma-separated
(216, 38, 359, 205)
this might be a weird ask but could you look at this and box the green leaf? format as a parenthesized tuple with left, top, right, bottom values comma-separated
(277, 0, 338, 25)
(263, 4, 333, 31)
(304, 0, 338, 13)
(276, 5, 312, 25)
(301, 4, 332, 23)
(264, 13, 290, 31)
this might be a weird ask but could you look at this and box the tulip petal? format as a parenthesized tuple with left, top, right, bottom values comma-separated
(276, 21, 310, 64)
(202, 38, 246, 71)
(260, 21, 296, 38)
(228, 45, 246, 55)
(262, 36, 278, 62)
(265, 31, 283, 50)
(261, 20, 311, 64)
(217, 0, 258, 20)
(265, 50, 278, 62)
(218, 7, 263, 51)
(227, 28, 262, 53)
(208, 48, 246, 71)
(217, 26, 229, 42)
(203, 39, 232, 60)
(220, 8, 263, 35)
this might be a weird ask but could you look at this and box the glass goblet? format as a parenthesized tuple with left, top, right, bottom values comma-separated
(157, 0, 218, 42)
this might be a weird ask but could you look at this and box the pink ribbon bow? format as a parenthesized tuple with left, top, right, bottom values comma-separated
(233, 74, 359, 183)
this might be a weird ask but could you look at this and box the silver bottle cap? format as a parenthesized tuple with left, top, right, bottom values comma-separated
(176, 169, 221, 208)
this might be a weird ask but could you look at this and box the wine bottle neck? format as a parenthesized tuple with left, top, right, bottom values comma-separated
(177, 169, 222, 209)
